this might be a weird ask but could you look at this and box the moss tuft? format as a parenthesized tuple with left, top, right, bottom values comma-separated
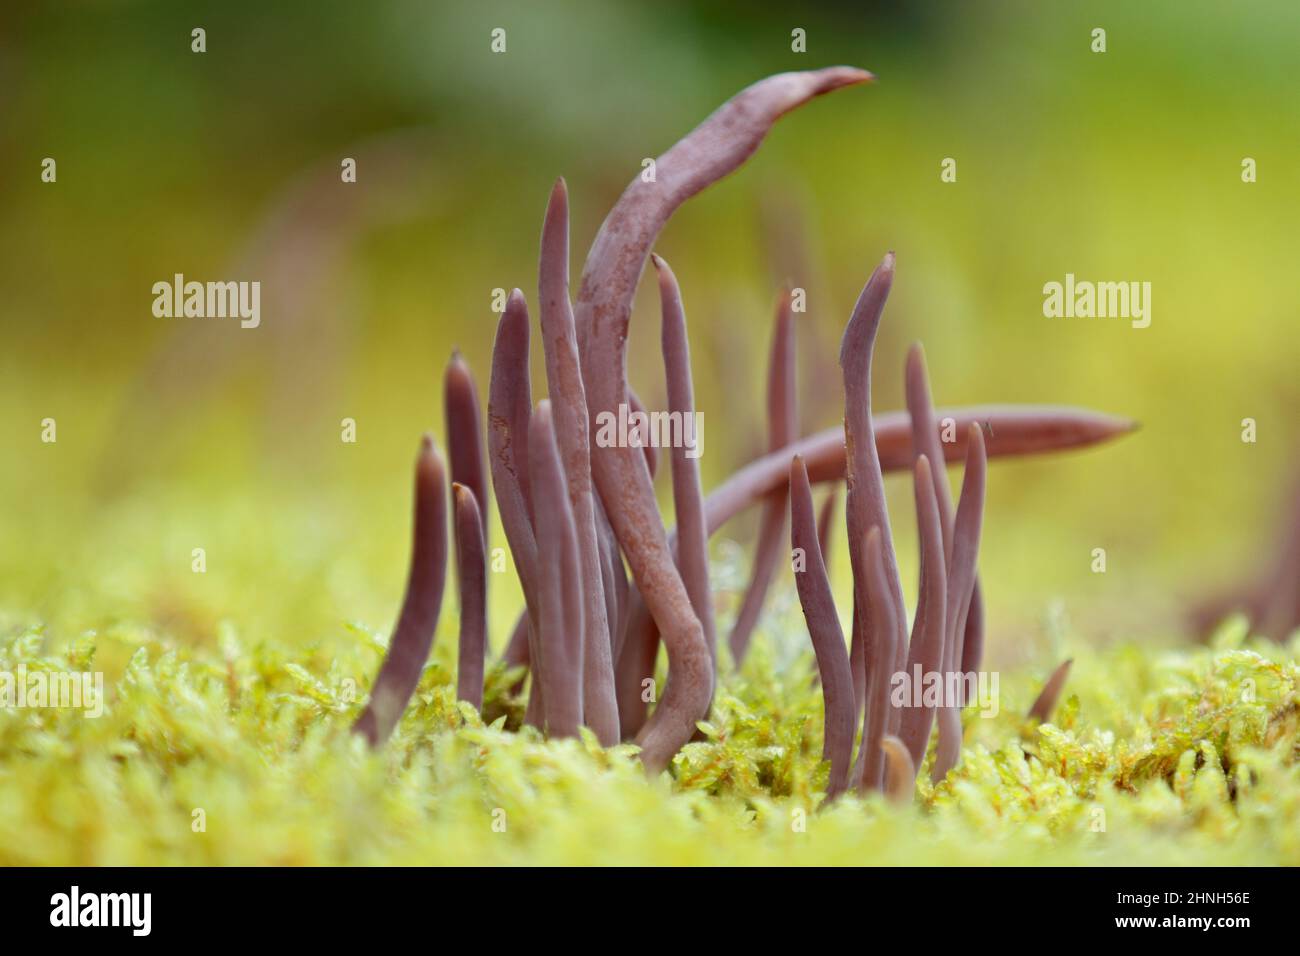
(0, 616, 1295, 865)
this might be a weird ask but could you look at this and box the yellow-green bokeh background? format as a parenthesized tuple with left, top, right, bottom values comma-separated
(1, 1, 1295, 673)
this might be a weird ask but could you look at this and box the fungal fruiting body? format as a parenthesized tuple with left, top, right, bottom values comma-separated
(353, 68, 1134, 786)
(353, 436, 448, 747)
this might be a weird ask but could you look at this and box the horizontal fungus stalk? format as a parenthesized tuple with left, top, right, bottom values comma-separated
(354, 435, 449, 747)
(452, 482, 486, 710)
(539, 178, 619, 745)
(729, 291, 797, 666)
(790, 455, 854, 798)
(574, 68, 876, 772)
(699, 406, 1136, 537)
(527, 401, 585, 738)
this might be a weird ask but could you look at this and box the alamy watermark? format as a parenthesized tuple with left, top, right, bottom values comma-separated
(50, 886, 151, 936)
(1, 666, 104, 718)
(1043, 273, 1151, 329)
(594, 402, 704, 459)
(891, 666, 1000, 718)
(152, 273, 261, 329)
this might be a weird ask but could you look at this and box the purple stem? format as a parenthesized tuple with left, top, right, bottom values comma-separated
(444, 351, 491, 540)
(527, 401, 585, 738)
(790, 455, 855, 798)
(653, 253, 716, 677)
(905, 343, 985, 677)
(354, 435, 449, 746)
(850, 527, 900, 793)
(445, 350, 490, 658)
(896, 455, 948, 770)
(452, 482, 486, 710)
(575, 69, 871, 773)
(932, 425, 987, 782)
(488, 290, 542, 720)
(539, 179, 619, 745)
(729, 291, 797, 665)
(840, 254, 909, 778)
(594, 494, 629, 663)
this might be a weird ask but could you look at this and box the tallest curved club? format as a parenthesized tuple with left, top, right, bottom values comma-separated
(573, 67, 874, 773)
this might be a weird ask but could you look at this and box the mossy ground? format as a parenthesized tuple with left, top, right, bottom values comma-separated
(1, 610, 1295, 866)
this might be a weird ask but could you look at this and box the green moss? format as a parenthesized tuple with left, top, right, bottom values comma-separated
(0, 615, 1295, 865)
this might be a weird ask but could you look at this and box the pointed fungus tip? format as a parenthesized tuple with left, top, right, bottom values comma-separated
(651, 253, 677, 293)
(419, 433, 435, 454)
(547, 177, 569, 213)
(818, 66, 875, 90)
(504, 288, 528, 316)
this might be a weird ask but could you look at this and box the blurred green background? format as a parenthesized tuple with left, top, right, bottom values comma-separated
(1, 0, 1295, 672)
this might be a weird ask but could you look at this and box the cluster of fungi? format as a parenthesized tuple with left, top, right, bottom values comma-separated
(353, 68, 1133, 799)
